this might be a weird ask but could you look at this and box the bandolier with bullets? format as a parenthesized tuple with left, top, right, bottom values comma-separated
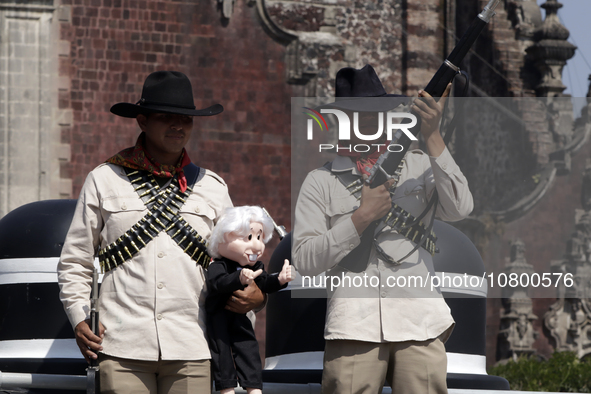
(97, 166, 211, 273)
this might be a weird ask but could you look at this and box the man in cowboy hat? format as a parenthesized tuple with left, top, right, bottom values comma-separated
(58, 71, 264, 393)
(293, 64, 474, 394)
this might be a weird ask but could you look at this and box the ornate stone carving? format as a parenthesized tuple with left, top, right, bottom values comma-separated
(526, 0, 576, 97)
(506, 0, 543, 39)
(256, 0, 422, 97)
(544, 161, 591, 359)
(255, 0, 346, 95)
(218, 0, 234, 19)
(498, 240, 538, 360)
(481, 0, 591, 222)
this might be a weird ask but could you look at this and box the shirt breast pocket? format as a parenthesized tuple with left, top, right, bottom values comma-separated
(179, 197, 216, 238)
(100, 195, 146, 242)
(326, 194, 357, 228)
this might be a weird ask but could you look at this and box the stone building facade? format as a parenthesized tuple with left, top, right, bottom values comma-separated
(1, 0, 590, 365)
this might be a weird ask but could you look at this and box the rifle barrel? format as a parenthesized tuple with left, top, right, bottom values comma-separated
(262, 207, 288, 240)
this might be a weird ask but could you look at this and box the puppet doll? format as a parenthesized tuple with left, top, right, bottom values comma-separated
(206, 205, 294, 394)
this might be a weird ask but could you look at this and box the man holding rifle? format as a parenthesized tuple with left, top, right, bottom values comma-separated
(57, 71, 264, 393)
(293, 65, 474, 393)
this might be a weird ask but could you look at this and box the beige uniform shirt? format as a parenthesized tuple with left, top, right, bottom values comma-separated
(58, 163, 232, 361)
(293, 148, 473, 343)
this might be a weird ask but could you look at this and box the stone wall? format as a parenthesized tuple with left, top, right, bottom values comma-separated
(0, 1, 69, 217)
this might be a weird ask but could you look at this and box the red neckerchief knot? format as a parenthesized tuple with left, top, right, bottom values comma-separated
(105, 132, 192, 192)
(336, 138, 390, 176)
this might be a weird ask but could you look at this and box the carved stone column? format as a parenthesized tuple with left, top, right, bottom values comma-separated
(526, 0, 576, 98)
(497, 240, 538, 360)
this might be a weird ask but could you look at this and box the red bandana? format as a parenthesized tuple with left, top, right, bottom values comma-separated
(105, 132, 192, 192)
(337, 138, 389, 176)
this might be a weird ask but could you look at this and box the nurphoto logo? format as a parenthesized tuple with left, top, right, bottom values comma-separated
(303, 107, 418, 153)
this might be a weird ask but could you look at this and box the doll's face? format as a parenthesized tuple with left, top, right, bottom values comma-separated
(218, 221, 265, 266)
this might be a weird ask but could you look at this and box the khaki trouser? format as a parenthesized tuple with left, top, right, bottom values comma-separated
(322, 338, 448, 394)
(99, 354, 211, 394)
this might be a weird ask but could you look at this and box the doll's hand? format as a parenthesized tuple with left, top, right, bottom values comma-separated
(240, 268, 263, 286)
(278, 259, 295, 285)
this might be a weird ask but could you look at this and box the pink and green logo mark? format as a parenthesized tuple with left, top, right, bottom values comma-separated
(303, 107, 329, 139)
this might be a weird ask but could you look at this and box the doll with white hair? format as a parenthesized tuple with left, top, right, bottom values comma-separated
(206, 205, 294, 394)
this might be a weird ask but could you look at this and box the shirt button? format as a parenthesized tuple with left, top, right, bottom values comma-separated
(157, 252, 164, 258)
(341, 206, 346, 213)
(157, 314, 163, 320)
(349, 244, 355, 250)
(381, 292, 387, 298)
(442, 163, 447, 170)
(157, 283, 164, 289)
(195, 207, 200, 213)
(121, 203, 127, 210)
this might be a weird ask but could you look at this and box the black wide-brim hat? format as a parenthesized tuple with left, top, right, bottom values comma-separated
(110, 71, 223, 118)
(319, 64, 408, 112)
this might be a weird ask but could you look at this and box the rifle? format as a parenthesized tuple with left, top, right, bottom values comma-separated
(262, 207, 287, 240)
(340, 0, 500, 272)
(86, 268, 100, 394)
(367, 0, 500, 188)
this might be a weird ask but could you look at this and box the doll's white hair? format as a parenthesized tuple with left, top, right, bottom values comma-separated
(208, 206, 274, 258)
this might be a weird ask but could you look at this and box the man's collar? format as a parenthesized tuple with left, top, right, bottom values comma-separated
(331, 155, 361, 175)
